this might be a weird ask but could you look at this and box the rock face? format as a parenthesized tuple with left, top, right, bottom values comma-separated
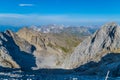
(17, 28, 46, 50)
(0, 30, 36, 70)
(0, 31, 20, 68)
(66, 23, 120, 69)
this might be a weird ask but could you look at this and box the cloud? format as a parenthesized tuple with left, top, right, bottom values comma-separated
(0, 13, 119, 26)
(19, 4, 34, 7)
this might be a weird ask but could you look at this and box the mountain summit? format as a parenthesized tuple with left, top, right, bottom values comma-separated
(66, 22, 120, 69)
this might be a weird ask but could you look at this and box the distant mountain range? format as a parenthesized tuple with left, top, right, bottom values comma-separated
(31, 24, 99, 37)
(0, 24, 99, 37)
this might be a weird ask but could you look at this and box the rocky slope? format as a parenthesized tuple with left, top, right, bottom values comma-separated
(17, 28, 81, 69)
(0, 30, 36, 70)
(66, 22, 120, 69)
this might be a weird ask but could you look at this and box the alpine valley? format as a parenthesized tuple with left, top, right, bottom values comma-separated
(0, 23, 120, 80)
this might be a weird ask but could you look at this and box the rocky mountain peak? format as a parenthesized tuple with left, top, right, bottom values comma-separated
(66, 23, 120, 69)
(99, 22, 118, 37)
(91, 22, 120, 50)
(5, 30, 13, 36)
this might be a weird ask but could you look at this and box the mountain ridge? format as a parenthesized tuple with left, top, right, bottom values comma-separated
(65, 22, 120, 69)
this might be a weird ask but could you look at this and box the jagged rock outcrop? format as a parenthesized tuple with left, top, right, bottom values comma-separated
(0, 46, 20, 68)
(6, 30, 35, 54)
(17, 28, 47, 50)
(66, 22, 120, 69)
(0, 30, 36, 70)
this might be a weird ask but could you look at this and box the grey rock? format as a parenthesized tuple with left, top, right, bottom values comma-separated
(0, 30, 36, 70)
(66, 22, 120, 69)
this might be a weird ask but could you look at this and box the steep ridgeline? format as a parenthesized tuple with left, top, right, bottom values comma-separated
(66, 23, 120, 69)
(0, 30, 36, 70)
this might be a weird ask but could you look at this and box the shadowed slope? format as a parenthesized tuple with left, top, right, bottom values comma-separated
(74, 53, 120, 77)
(0, 31, 36, 71)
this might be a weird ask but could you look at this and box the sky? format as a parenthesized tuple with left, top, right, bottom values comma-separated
(0, 0, 120, 26)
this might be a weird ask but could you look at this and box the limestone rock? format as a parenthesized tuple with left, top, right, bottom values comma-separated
(66, 22, 120, 69)
(0, 30, 36, 70)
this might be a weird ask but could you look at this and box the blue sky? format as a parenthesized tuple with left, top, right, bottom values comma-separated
(0, 0, 120, 26)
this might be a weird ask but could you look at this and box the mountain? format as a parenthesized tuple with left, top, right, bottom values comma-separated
(0, 23, 118, 70)
(17, 27, 81, 69)
(66, 22, 120, 69)
(1, 23, 120, 79)
(31, 24, 99, 37)
(31, 24, 64, 33)
(61, 27, 91, 37)
(0, 27, 81, 70)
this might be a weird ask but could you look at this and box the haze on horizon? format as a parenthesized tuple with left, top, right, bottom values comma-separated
(0, 0, 120, 26)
